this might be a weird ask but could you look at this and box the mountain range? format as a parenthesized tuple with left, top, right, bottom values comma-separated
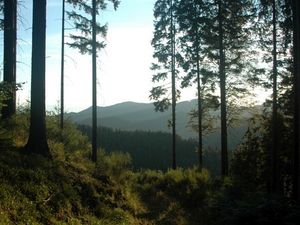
(67, 100, 256, 150)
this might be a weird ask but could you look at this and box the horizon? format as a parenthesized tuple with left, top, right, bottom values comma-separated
(68, 98, 266, 114)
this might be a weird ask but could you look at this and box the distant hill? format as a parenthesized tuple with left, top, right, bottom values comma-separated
(67, 100, 261, 150)
(68, 100, 198, 139)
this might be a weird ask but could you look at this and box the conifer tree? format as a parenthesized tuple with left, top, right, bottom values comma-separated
(1, 0, 17, 119)
(292, 0, 300, 202)
(256, 0, 293, 194)
(150, 0, 180, 169)
(60, 0, 65, 129)
(0, 1, 3, 30)
(271, 0, 279, 194)
(66, 0, 119, 162)
(217, 0, 228, 176)
(176, 0, 218, 170)
(25, 0, 50, 157)
(232, 0, 294, 196)
(205, 0, 253, 176)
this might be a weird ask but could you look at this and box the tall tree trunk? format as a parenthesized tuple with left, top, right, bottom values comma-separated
(218, 0, 228, 176)
(92, 0, 98, 162)
(60, 0, 65, 129)
(271, 0, 279, 194)
(171, 0, 176, 170)
(196, 38, 203, 170)
(2, 0, 17, 119)
(293, 0, 300, 202)
(25, 0, 50, 157)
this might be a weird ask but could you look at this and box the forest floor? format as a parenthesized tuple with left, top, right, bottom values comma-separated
(0, 115, 299, 224)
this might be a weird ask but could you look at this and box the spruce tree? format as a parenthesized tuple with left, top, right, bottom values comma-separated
(150, 0, 180, 169)
(60, 0, 65, 129)
(176, 0, 218, 170)
(25, 0, 50, 157)
(2, 0, 17, 119)
(292, 0, 300, 202)
(205, 0, 253, 176)
(66, 0, 119, 162)
(256, 0, 294, 194)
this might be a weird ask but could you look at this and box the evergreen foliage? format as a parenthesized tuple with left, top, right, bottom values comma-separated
(150, 0, 181, 169)
(176, 0, 219, 169)
(78, 125, 222, 173)
(66, 0, 120, 55)
(0, 0, 3, 30)
(150, 0, 181, 111)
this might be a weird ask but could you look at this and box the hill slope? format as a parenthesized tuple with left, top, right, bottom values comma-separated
(68, 100, 255, 150)
(1, 114, 299, 225)
(68, 100, 197, 139)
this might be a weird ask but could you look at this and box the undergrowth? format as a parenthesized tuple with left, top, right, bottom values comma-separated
(0, 113, 299, 224)
(0, 114, 142, 224)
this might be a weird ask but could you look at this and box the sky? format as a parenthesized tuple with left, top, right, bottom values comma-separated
(0, 0, 194, 113)
(4, 0, 158, 112)
(1, 0, 269, 113)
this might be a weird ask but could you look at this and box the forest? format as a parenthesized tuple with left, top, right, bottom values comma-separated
(0, 0, 300, 224)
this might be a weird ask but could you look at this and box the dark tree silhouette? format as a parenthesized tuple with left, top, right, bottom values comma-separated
(256, 0, 290, 194)
(0, 1, 3, 30)
(2, 0, 17, 119)
(217, 0, 228, 176)
(150, 0, 180, 170)
(170, 0, 176, 170)
(92, 0, 97, 162)
(66, 0, 119, 162)
(176, 0, 218, 170)
(270, 0, 280, 194)
(24, 0, 50, 157)
(60, 0, 65, 129)
(293, 0, 300, 202)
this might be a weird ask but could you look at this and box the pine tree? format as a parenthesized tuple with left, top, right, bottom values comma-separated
(217, 0, 228, 176)
(60, 0, 65, 129)
(150, 0, 180, 169)
(271, 0, 280, 194)
(205, 0, 253, 176)
(24, 0, 50, 157)
(256, 0, 293, 194)
(232, 0, 294, 196)
(0, 1, 3, 30)
(1, 0, 17, 119)
(292, 0, 300, 202)
(176, 0, 218, 170)
(66, 0, 119, 162)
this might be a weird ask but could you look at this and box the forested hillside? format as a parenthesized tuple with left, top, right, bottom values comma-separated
(78, 125, 222, 174)
(69, 101, 254, 149)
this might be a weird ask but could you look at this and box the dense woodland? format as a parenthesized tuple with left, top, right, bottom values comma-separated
(0, 0, 300, 224)
(78, 125, 222, 174)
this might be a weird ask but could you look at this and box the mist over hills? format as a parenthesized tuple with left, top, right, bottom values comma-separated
(68, 100, 257, 150)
